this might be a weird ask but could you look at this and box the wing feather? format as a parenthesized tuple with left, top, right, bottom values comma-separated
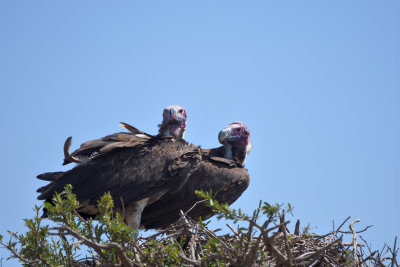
(141, 152, 249, 229)
(63, 132, 151, 165)
(38, 138, 202, 214)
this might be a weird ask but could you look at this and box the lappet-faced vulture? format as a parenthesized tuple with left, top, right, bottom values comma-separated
(140, 121, 252, 229)
(37, 105, 201, 229)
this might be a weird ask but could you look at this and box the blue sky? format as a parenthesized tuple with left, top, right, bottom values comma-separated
(1, 1, 399, 264)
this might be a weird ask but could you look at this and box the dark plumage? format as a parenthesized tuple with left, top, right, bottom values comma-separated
(141, 122, 252, 229)
(62, 105, 187, 166)
(37, 105, 200, 229)
(37, 107, 252, 231)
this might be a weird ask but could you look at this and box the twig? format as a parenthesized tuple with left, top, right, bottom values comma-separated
(294, 219, 300, 236)
(338, 224, 373, 234)
(282, 221, 294, 264)
(253, 220, 290, 264)
(350, 218, 360, 265)
(184, 199, 207, 216)
(295, 237, 342, 263)
(0, 240, 33, 265)
(179, 253, 201, 266)
(390, 236, 398, 267)
(226, 224, 239, 237)
(51, 226, 137, 267)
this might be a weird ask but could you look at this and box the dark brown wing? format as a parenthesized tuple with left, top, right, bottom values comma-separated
(140, 147, 250, 229)
(37, 137, 202, 215)
(63, 122, 152, 165)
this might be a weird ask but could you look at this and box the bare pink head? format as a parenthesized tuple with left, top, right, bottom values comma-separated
(218, 121, 252, 164)
(159, 105, 187, 139)
(218, 121, 250, 146)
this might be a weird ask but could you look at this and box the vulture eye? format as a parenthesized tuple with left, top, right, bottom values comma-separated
(236, 128, 241, 132)
(178, 109, 183, 113)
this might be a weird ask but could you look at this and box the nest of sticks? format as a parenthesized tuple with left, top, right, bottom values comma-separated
(67, 201, 398, 267)
(133, 211, 398, 267)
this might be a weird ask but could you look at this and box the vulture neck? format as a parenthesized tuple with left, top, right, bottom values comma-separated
(212, 144, 249, 165)
(157, 125, 185, 139)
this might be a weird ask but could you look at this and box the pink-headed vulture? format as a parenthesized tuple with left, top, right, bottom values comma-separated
(140, 121, 252, 229)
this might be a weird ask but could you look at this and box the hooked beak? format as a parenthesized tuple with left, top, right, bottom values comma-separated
(218, 128, 230, 144)
(169, 108, 186, 128)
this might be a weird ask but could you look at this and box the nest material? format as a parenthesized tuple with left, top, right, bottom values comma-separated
(131, 212, 398, 267)
(62, 206, 398, 267)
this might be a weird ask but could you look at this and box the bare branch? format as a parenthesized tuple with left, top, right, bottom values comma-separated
(51, 226, 136, 267)
(179, 253, 201, 266)
(350, 218, 360, 265)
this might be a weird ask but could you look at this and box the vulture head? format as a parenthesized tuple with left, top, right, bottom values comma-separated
(218, 121, 252, 164)
(158, 105, 187, 139)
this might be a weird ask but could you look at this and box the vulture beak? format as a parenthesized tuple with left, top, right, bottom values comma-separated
(218, 128, 230, 144)
(169, 108, 176, 117)
(168, 109, 186, 138)
(168, 107, 186, 128)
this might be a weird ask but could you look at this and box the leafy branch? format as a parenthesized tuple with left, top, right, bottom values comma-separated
(0, 186, 398, 266)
